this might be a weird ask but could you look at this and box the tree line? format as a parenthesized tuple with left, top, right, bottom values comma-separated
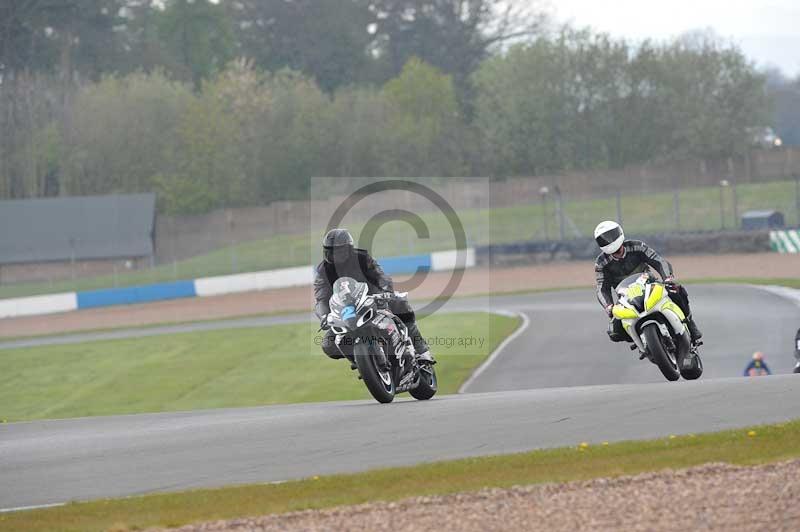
(765, 69, 800, 147)
(0, 1, 782, 213)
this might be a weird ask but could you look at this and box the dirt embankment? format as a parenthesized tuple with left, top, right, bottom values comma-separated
(2, 253, 798, 339)
(155, 459, 800, 532)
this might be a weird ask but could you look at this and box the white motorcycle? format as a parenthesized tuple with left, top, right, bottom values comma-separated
(326, 277, 437, 403)
(612, 273, 703, 381)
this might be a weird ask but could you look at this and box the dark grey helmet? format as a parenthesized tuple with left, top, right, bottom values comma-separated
(323, 228, 354, 264)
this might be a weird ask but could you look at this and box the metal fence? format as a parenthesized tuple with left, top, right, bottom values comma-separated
(0, 175, 798, 299)
(543, 176, 800, 242)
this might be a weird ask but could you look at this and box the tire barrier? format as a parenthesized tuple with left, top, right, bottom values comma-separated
(477, 230, 774, 267)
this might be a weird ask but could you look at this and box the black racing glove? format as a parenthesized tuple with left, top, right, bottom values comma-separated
(319, 315, 330, 331)
(663, 277, 680, 293)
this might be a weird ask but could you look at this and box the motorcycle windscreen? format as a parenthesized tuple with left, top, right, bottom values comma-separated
(331, 277, 368, 309)
(615, 274, 648, 310)
(615, 274, 645, 293)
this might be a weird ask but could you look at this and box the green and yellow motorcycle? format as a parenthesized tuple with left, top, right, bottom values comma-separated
(612, 273, 703, 381)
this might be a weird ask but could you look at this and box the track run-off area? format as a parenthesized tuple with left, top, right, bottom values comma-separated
(1, 284, 799, 510)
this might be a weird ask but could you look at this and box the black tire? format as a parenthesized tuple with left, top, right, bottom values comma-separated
(642, 324, 680, 381)
(354, 342, 395, 403)
(680, 353, 704, 380)
(409, 366, 438, 400)
(793, 363, 800, 374)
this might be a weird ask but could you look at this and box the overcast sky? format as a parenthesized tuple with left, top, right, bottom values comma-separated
(550, 0, 800, 77)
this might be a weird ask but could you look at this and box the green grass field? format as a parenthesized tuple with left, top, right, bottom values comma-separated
(0, 312, 518, 422)
(3, 419, 798, 532)
(1, 179, 796, 299)
(691, 277, 800, 289)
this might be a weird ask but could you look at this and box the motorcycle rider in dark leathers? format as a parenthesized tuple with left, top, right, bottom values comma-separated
(794, 328, 800, 374)
(314, 228, 435, 365)
(593, 221, 703, 345)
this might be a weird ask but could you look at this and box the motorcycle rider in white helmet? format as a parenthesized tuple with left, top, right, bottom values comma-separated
(593, 220, 702, 345)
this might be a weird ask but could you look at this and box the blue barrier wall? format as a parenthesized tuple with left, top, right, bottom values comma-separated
(12, 249, 469, 317)
(378, 254, 432, 275)
(75, 255, 430, 311)
(77, 280, 196, 309)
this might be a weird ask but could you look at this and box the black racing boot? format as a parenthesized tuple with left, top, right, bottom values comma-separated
(607, 330, 628, 343)
(416, 351, 436, 365)
(686, 316, 703, 344)
(607, 319, 629, 343)
(406, 321, 435, 365)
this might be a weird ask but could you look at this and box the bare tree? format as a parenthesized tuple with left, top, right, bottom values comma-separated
(368, 0, 549, 85)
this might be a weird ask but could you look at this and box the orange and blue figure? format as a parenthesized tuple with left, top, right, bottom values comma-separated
(744, 352, 772, 377)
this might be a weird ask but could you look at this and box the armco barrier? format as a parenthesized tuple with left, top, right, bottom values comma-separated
(431, 248, 476, 271)
(770, 230, 800, 253)
(194, 266, 314, 297)
(379, 254, 431, 275)
(0, 248, 474, 319)
(0, 292, 77, 319)
(77, 280, 196, 309)
(477, 231, 772, 266)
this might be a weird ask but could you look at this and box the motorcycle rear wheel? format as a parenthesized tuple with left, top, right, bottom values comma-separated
(354, 342, 395, 403)
(642, 324, 680, 381)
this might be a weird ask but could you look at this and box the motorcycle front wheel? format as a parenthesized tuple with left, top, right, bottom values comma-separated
(642, 324, 680, 381)
(354, 342, 395, 403)
(409, 366, 438, 400)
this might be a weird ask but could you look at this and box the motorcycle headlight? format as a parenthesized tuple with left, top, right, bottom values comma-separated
(357, 307, 375, 327)
(331, 325, 347, 335)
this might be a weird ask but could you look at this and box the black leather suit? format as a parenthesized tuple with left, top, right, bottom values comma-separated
(314, 248, 429, 358)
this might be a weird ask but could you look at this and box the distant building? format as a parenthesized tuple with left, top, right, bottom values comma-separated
(0, 194, 156, 285)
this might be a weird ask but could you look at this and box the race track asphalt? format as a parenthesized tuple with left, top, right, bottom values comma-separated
(1, 284, 799, 510)
(461, 284, 800, 391)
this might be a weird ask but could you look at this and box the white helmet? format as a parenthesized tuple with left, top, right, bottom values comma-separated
(594, 221, 624, 254)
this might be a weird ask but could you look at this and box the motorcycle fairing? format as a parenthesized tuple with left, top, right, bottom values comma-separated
(614, 275, 688, 354)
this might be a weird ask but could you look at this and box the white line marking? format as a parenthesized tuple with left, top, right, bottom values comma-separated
(0, 502, 66, 513)
(458, 310, 531, 394)
(752, 284, 800, 309)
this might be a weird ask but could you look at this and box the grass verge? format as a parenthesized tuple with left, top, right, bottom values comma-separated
(422, 276, 800, 303)
(1, 276, 796, 344)
(1, 178, 797, 300)
(685, 277, 800, 289)
(3, 419, 799, 532)
(0, 312, 519, 422)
